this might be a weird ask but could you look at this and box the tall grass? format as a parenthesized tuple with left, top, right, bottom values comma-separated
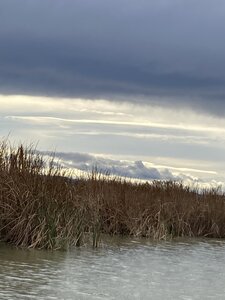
(0, 140, 225, 249)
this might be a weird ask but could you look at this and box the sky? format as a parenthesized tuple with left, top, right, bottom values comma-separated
(1, 0, 225, 187)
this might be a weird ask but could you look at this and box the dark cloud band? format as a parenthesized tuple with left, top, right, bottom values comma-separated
(1, 0, 225, 114)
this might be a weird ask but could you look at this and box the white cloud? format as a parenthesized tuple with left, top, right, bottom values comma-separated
(39, 150, 225, 191)
(40, 150, 192, 181)
(1, 95, 225, 187)
(2, 95, 225, 134)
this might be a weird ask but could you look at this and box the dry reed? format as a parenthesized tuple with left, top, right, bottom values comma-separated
(0, 140, 225, 249)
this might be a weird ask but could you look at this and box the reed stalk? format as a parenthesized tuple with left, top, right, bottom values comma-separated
(0, 140, 225, 249)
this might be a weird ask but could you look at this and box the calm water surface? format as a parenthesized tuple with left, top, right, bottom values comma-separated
(0, 238, 225, 300)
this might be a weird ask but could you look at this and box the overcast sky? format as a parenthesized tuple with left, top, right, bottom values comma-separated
(0, 1, 225, 187)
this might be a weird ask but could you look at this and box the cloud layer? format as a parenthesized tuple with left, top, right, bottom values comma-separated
(41, 150, 186, 181)
(1, 1, 225, 113)
(40, 150, 225, 190)
(0, 95, 224, 188)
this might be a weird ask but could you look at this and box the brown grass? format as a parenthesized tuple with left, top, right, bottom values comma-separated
(0, 140, 225, 249)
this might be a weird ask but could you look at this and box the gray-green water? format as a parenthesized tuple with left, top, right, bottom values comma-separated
(1, 238, 225, 300)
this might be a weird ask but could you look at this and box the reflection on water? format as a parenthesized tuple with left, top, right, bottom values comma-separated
(1, 238, 225, 299)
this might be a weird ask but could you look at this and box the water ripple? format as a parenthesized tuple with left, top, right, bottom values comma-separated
(1, 239, 225, 299)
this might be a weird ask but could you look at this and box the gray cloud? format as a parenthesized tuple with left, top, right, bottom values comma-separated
(39, 150, 225, 189)
(1, 0, 225, 113)
(40, 150, 193, 182)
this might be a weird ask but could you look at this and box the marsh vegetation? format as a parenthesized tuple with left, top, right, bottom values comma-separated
(0, 140, 225, 250)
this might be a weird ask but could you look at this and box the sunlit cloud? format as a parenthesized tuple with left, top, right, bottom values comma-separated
(7, 115, 225, 135)
(1, 94, 225, 188)
(39, 150, 223, 190)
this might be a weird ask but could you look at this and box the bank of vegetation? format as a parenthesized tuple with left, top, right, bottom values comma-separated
(0, 141, 224, 250)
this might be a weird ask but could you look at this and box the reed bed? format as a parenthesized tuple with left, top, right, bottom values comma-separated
(0, 140, 225, 249)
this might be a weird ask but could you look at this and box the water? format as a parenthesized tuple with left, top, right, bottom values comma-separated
(0, 238, 225, 300)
